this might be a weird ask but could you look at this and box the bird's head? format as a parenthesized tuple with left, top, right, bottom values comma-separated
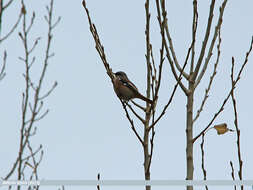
(114, 71, 129, 80)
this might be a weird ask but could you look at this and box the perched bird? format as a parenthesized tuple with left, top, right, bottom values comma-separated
(112, 71, 153, 104)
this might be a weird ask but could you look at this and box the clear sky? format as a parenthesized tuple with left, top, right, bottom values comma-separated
(1, 0, 253, 190)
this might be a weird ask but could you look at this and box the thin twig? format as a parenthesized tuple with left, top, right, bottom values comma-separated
(26, 12, 35, 35)
(194, 0, 227, 88)
(190, 0, 198, 73)
(131, 100, 146, 112)
(0, 8, 22, 43)
(0, 50, 6, 81)
(200, 134, 208, 190)
(28, 37, 40, 54)
(149, 43, 192, 130)
(150, 44, 157, 91)
(160, 0, 189, 80)
(155, 0, 188, 95)
(0, 0, 3, 34)
(145, 0, 151, 105)
(231, 58, 243, 190)
(153, 9, 165, 103)
(39, 81, 57, 100)
(126, 102, 145, 124)
(82, 0, 113, 80)
(27, 141, 43, 181)
(4, 0, 59, 182)
(230, 161, 237, 190)
(192, 0, 216, 80)
(121, 101, 144, 146)
(193, 28, 222, 123)
(3, 0, 14, 10)
(22, 144, 42, 161)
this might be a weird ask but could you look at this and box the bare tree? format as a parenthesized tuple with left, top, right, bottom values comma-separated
(82, 0, 252, 190)
(82, 1, 187, 190)
(3, 0, 60, 189)
(156, 1, 228, 189)
(156, 1, 252, 190)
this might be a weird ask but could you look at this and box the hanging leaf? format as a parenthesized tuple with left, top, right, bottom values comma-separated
(213, 123, 234, 135)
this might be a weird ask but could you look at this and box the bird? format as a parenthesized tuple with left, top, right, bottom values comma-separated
(112, 71, 153, 104)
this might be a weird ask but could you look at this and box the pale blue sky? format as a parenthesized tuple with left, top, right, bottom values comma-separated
(1, 0, 253, 190)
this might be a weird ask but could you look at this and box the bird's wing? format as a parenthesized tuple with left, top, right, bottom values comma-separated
(119, 78, 139, 93)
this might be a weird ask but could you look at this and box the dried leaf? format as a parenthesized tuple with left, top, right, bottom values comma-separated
(213, 123, 234, 135)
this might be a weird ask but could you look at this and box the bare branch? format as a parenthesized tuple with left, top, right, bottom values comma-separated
(192, 0, 216, 80)
(26, 12, 35, 34)
(193, 29, 221, 123)
(168, 52, 189, 95)
(3, 0, 14, 10)
(143, 2, 152, 187)
(52, 16, 61, 29)
(27, 141, 43, 181)
(155, 0, 188, 95)
(157, 0, 189, 80)
(161, 1, 189, 80)
(152, 10, 165, 103)
(28, 37, 41, 54)
(0, 50, 6, 81)
(149, 45, 191, 130)
(153, 45, 165, 101)
(190, 0, 198, 73)
(44, 15, 49, 24)
(121, 101, 144, 146)
(4, 157, 19, 180)
(0, 8, 22, 43)
(193, 36, 253, 143)
(0, 0, 3, 34)
(144, 0, 152, 113)
(28, 57, 36, 70)
(194, 0, 227, 88)
(126, 102, 145, 124)
(82, 0, 113, 80)
(200, 134, 208, 190)
(5, 0, 59, 182)
(131, 100, 146, 112)
(39, 81, 57, 100)
(147, 127, 155, 173)
(36, 109, 49, 122)
(22, 73, 36, 91)
(231, 58, 243, 190)
(22, 144, 42, 162)
(230, 161, 237, 190)
(1, 0, 17, 37)
(150, 44, 157, 88)
(235, 36, 253, 84)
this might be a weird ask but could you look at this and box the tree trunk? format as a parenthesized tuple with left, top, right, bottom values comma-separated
(143, 128, 150, 190)
(186, 82, 194, 190)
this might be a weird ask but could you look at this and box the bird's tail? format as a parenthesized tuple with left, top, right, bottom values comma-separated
(137, 93, 153, 104)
